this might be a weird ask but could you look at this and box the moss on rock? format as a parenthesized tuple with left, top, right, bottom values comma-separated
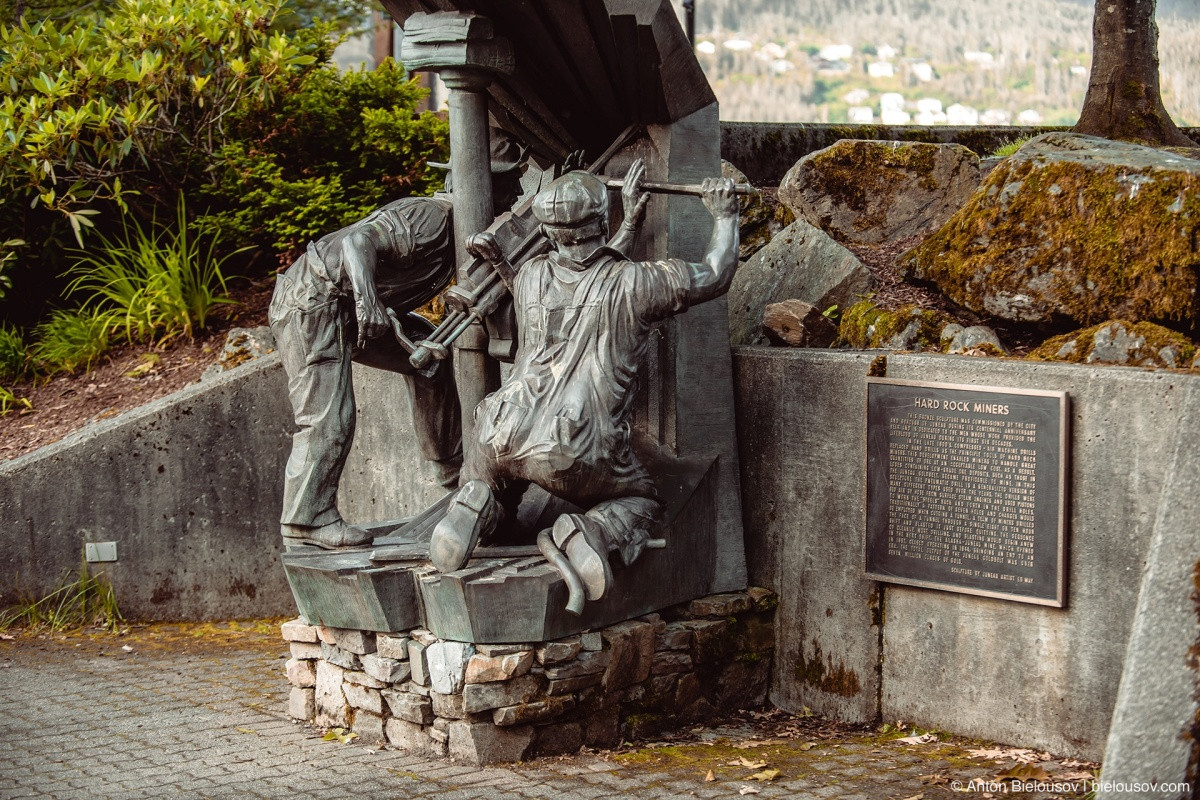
(1028, 320, 1197, 367)
(903, 133, 1200, 327)
(837, 300, 956, 351)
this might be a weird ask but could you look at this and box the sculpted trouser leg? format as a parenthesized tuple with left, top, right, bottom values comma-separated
(271, 291, 355, 529)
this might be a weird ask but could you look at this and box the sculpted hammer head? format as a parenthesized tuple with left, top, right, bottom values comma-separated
(533, 171, 609, 246)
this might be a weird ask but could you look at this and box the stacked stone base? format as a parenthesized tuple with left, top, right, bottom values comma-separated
(282, 589, 777, 764)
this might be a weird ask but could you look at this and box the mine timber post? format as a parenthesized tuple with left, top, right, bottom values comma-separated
(400, 12, 514, 459)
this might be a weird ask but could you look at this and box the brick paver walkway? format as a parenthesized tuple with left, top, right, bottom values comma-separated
(0, 626, 1095, 799)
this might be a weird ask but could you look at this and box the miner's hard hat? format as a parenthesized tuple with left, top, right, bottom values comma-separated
(532, 171, 609, 228)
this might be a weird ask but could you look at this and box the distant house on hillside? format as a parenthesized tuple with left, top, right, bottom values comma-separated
(848, 106, 874, 124)
(911, 62, 934, 82)
(947, 103, 980, 125)
(868, 61, 895, 78)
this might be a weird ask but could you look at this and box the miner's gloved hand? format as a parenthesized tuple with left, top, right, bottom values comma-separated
(700, 176, 738, 219)
(355, 294, 390, 350)
(620, 158, 650, 231)
(466, 232, 503, 263)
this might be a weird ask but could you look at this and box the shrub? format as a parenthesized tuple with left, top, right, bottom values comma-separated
(67, 195, 239, 343)
(0, 0, 326, 303)
(0, 322, 27, 382)
(201, 58, 448, 261)
(0, 385, 31, 416)
(31, 308, 116, 374)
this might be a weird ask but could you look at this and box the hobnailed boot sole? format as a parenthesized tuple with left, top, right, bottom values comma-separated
(429, 480, 498, 573)
(552, 514, 613, 602)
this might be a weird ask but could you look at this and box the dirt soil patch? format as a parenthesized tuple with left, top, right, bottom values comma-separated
(0, 276, 275, 461)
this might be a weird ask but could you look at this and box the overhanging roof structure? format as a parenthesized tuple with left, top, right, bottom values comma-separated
(380, 0, 716, 163)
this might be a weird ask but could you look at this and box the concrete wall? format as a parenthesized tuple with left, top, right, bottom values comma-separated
(734, 347, 1199, 760)
(0, 356, 443, 621)
(719, 122, 1200, 186)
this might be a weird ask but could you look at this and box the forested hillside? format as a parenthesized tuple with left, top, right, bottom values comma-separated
(676, 0, 1198, 126)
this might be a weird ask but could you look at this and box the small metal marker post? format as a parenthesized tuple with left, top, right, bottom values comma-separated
(683, 0, 695, 47)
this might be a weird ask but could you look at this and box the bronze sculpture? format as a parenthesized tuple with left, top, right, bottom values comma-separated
(268, 142, 524, 550)
(429, 159, 740, 603)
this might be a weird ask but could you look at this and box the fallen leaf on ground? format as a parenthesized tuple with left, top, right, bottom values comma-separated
(736, 757, 767, 769)
(236, 727, 259, 736)
(995, 763, 1050, 781)
(748, 769, 780, 782)
(897, 733, 937, 745)
(121, 645, 133, 652)
(1062, 758, 1100, 769)
(799, 742, 817, 751)
(733, 739, 787, 749)
(921, 773, 949, 785)
(967, 747, 1010, 760)
(738, 787, 760, 796)
(704, 770, 715, 782)
(1056, 770, 1094, 781)
(322, 727, 358, 744)
(898, 794, 924, 800)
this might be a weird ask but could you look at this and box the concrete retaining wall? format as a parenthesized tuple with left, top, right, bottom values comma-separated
(0, 356, 443, 621)
(734, 347, 1199, 760)
(719, 122, 1200, 186)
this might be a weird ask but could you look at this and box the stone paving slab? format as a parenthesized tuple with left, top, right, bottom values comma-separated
(0, 626, 1098, 800)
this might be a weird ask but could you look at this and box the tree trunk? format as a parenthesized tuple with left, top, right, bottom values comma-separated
(1074, 0, 1195, 147)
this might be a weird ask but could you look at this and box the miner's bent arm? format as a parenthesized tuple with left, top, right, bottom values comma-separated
(684, 178, 741, 306)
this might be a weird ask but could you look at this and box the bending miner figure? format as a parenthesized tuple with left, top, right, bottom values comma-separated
(429, 160, 740, 601)
(269, 142, 524, 550)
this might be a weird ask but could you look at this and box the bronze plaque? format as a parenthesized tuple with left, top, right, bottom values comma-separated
(866, 378, 1068, 606)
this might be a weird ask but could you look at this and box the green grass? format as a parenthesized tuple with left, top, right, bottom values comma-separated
(30, 307, 116, 375)
(0, 555, 124, 633)
(66, 194, 240, 345)
(0, 322, 28, 382)
(0, 385, 31, 416)
(990, 135, 1035, 157)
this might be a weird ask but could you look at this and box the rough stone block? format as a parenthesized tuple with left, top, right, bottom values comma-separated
(717, 660, 770, 711)
(281, 619, 319, 643)
(336, 628, 376, 655)
(431, 691, 468, 720)
(675, 673, 702, 710)
(317, 625, 338, 645)
(386, 718, 440, 758)
(362, 653, 412, 685)
(652, 651, 693, 675)
(602, 621, 655, 692)
(583, 706, 620, 748)
(685, 619, 732, 662)
(464, 650, 534, 684)
(448, 721, 533, 765)
(649, 674, 680, 699)
(580, 632, 603, 651)
(547, 673, 602, 696)
(343, 683, 383, 715)
(382, 689, 434, 725)
(321, 642, 361, 671)
(462, 675, 543, 714)
(290, 642, 322, 660)
(288, 687, 315, 721)
(476, 643, 531, 657)
(533, 722, 583, 757)
(492, 697, 575, 727)
(343, 670, 387, 689)
(427, 640, 474, 695)
(428, 723, 448, 744)
(315, 661, 349, 728)
(377, 634, 410, 660)
(543, 650, 609, 680)
(403, 680, 430, 697)
(410, 629, 437, 646)
(535, 638, 581, 666)
(656, 622, 694, 651)
(689, 593, 753, 617)
(285, 657, 316, 688)
(746, 587, 776, 611)
(408, 640, 429, 686)
(352, 711, 386, 745)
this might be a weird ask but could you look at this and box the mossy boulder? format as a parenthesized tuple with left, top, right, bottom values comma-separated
(903, 133, 1200, 327)
(778, 139, 982, 246)
(1028, 320, 1197, 368)
(727, 219, 873, 346)
(837, 301, 956, 351)
(722, 160, 795, 261)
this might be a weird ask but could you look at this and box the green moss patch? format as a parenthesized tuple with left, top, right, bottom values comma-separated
(837, 300, 956, 351)
(904, 140, 1200, 327)
(1029, 320, 1197, 367)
